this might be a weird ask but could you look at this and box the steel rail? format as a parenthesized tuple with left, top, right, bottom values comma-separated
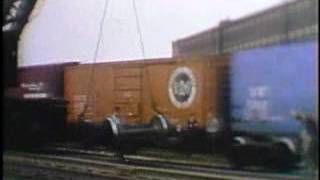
(44, 146, 233, 169)
(4, 151, 315, 180)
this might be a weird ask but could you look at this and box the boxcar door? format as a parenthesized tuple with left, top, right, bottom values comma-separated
(113, 66, 142, 124)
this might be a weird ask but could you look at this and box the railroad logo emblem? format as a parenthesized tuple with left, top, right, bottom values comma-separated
(168, 67, 197, 108)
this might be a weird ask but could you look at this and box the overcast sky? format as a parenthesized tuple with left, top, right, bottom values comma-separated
(18, 0, 286, 66)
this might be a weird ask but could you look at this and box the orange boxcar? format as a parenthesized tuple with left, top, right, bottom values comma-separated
(64, 56, 229, 128)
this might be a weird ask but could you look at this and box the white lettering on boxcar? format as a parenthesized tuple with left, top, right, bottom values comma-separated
(245, 86, 269, 121)
(21, 82, 44, 92)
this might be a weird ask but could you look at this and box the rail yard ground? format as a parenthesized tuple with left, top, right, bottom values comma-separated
(3, 144, 318, 180)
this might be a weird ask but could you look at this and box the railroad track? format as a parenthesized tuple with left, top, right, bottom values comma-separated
(4, 149, 317, 180)
(43, 146, 232, 169)
(41, 145, 310, 173)
(4, 153, 133, 180)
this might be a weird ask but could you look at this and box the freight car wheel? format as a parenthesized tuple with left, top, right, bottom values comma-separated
(150, 114, 169, 132)
(228, 146, 247, 169)
(269, 143, 295, 168)
(102, 119, 114, 145)
(206, 118, 223, 135)
(149, 114, 170, 147)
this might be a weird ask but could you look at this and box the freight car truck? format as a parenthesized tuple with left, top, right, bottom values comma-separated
(229, 41, 318, 167)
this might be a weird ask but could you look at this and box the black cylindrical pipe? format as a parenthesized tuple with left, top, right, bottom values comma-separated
(106, 114, 169, 139)
(105, 114, 170, 151)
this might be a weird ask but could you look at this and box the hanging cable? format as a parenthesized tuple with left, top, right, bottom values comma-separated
(132, 0, 159, 113)
(132, 0, 145, 58)
(78, 0, 111, 121)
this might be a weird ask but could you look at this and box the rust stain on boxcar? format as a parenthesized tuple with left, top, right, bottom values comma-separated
(64, 56, 229, 128)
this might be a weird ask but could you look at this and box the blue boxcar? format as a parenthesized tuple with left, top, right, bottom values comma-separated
(229, 41, 318, 165)
(231, 41, 317, 121)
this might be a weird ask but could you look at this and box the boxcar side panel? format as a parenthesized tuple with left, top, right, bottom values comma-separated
(65, 65, 99, 123)
(92, 64, 115, 122)
(142, 60, 205, 126)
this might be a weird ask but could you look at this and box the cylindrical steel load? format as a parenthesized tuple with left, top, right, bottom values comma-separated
(104, 114, 170, 152)
(106, 114, 169, 139)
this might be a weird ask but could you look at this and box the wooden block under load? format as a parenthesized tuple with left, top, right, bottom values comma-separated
(64, 56, 229, 128)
